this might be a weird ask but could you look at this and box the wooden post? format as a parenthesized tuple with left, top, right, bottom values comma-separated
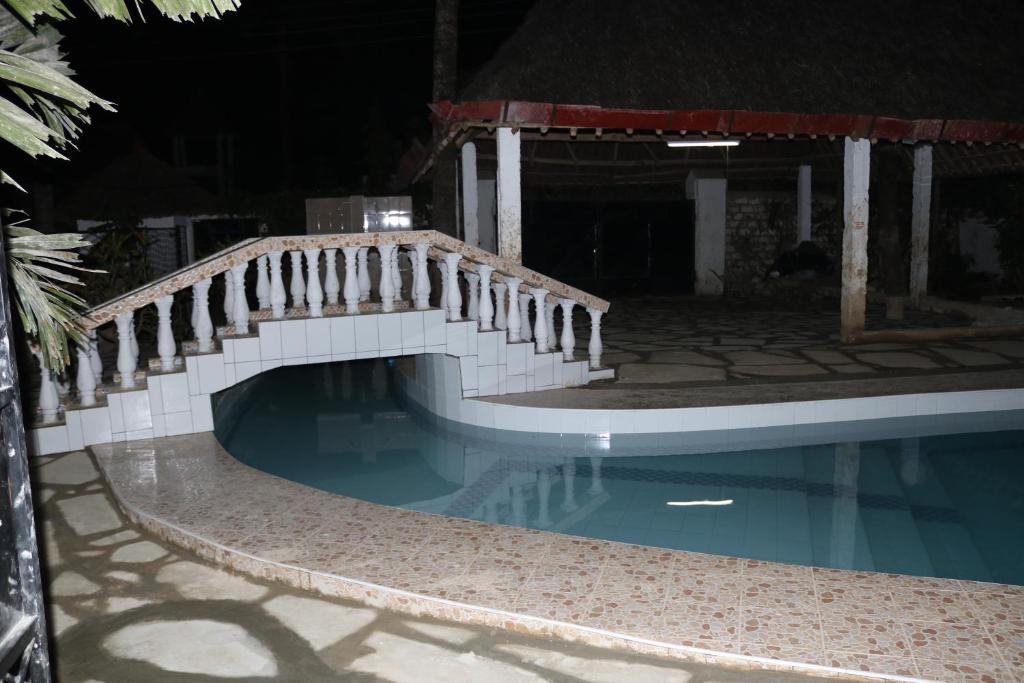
(909, 144, 933, 307)
(840, 137, 870, 343)
(497, 127, 522, 263)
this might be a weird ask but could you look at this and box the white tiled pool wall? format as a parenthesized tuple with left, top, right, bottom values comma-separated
(29, 307, 591, 455)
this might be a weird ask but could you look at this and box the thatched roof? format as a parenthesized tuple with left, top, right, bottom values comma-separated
(57, 149, 221, 221)
(460, 0, 1024, 124)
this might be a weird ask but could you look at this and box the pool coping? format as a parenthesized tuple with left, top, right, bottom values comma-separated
(89, 433, 1023, 683)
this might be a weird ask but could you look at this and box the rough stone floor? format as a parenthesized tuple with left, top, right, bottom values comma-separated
(31, 450, 834, 683)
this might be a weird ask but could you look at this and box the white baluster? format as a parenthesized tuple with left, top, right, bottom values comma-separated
(413, 244, 430, 310)
(477, 265, 494, 331)
(546, 299, 559, 350)
(391, 247, 402, 301)
(223, 270, 234, 326)
(379, 245, 396, 313)
(193, 278, 214, 352)
(232, 262, 249, 334)
(532, 288, 550, 352)
(587, 308, 603, 369)
(357, 247, 371, 302)
(33, 348, 59, 423)
(443, 252, 463, 321)
(268, 251, 286, 319)
(190, 291, 198, 331)
(304, 248, 323, 317)
(518, 293, 533, 342)
(439, 261, 449, 312)
(324, 249, 340, 305)
(115, 312, 136, 389)
(255, 254, 271, 309)
(559, 299, 576, 361)
(289, 251, 305, 310)
(492, 282, 507, 330)
(155, 294, 176, 371)
(505, 277, 522, 342)
(76, 341, 96, 407)
(466, 272, 480, 322)
(129, 323, 139, 365)
(342, 247, 360, 314)
(88, 330, 102, 384)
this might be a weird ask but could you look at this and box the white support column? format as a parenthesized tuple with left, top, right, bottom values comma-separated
(559, 299, 576, 361)
(496, 127, 522, 263)
(797, 164, 812, 243)
(268, 251, 286, 319)
(255, 254, 271, 309)
(324, 249, 340, 305)
(443, 252, 463, 321)
(505, 277, 523, 342)
(33, 349, 59, 423)
(88, 330, 102, 384)
(357, 247, 371, 302)
(223, 270, 234, 325)
(304, 248, 323, 317)
(115, 312, 136, 389)
(492, 283, 507, 330)
(477, 265, 494, 330)
(379, 245, 397, 313)
(289, 251, 305, 310)
(391, 248, 402, 301)
(413, 244, 430, 310)
(841, 137, 871, 343)
(466, 272, 480, 321)
(518, 293, 532, 342)
(155, 294, 176, 371)
(232, 262, 249, 334)
(461, 141, 480, 248)
(910, 144, 933, 307)
(531, 287, 549, 352)
(546, 299, 558, 350)
(342, 247, 360, 314)
(587, 308, 603, 369)
(689, 174, 728, 296)
(193, 278, 214, 352)
(76, 342, 96, 407)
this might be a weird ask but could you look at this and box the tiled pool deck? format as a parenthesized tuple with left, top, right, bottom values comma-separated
(91, 433, 1024, 683)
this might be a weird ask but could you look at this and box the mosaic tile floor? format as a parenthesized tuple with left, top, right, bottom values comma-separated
(88, 433, 1024, 682)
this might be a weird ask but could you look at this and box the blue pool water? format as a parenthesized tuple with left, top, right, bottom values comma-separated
(214, 360, 1024, 585)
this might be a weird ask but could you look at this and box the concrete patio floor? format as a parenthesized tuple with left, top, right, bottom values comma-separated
(31, 450, 837, 683)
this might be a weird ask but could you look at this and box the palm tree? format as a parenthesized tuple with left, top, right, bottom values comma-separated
(1, 0, 241, 370)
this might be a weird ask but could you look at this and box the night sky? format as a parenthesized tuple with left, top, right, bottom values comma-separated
(41, 0, 534, 199)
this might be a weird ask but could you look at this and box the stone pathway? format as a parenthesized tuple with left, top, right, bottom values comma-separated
(32, 450, 833, 683)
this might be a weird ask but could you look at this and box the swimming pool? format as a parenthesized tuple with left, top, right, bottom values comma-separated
(214, 360, 1024, 586)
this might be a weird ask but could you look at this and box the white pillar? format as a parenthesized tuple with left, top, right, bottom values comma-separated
(461, 141, 480, 248)
(689, 174, 727, 296)
(33, 349, 59, 423)
(223, 270, 234, 325)
(155, 294, 176, 371)
(357, 247, 371, 302)
(193, 278, 214, 352)
(255, 254, 271, 309)
(496, 127, 522, 263)
(561, 458, 578, 512)
(797, 164, 812, 243)
(841, 137, 871, 343)
(304, 248, 323, 317)
(518, 293, 532, 342)
(413, 244, 430, 310)
(379, 245, 397, 313)
(531, 287, 549, 352)
(324, 248, 340, 305)
(289, 251, 305, 310)
(232, 262, 249, 334)
(466, 272, 480, 321)
(443, 252, 462, 321)
(477, 265, 494, 330)
(88, 330, 102, 384)
(268, 251, 286, 319)
(115, 312, 136, 389)
(391, 248, 403, 301)
(546, 299, 558, 350)
(559, 299, 576, 361)
(76, 342, 96, 407)
(910, 144, 933, 307)
(492, 283, 507, 330)
(505, 277, 523, 342)
(342, 247, 360, 314)
(587, 308, 603, 369)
